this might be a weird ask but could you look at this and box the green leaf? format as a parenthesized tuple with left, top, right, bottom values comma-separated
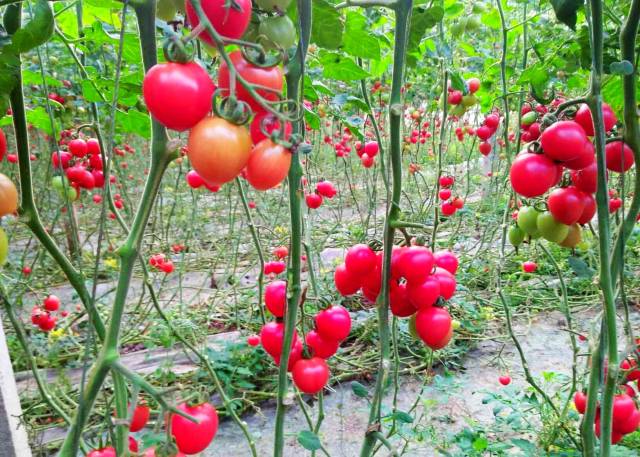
(320, 53, 370, 82)
(27, 106, 58, 136)
(449, 71, 467, 94)
(351, 381, 369, 398)
(11, 0, 54, 53)
(389, 411, 414, 423)
(297, 430, 322, 451)
(343, 12, 381, 60)
(304, 106, 320, 130)
(550, 0, 583, 30)
(312, 0, 343, 50)
(116, 109, 151, 139)
(610, 60, 634, 75)
(408, 6, 444, 54)
(568, 256, 594, 278)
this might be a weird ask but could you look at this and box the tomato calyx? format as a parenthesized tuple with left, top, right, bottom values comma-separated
(212, 89, 253, 125)
(162, 35, 196, 64)
(240, 44, 284, 69)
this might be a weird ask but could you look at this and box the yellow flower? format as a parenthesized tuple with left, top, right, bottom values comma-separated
(104, 258, 118, 269)
(49, 328, 65, 341)
(274, 226, 287, 236)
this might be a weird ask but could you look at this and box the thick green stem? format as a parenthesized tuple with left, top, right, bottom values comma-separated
(359, 2, 412, 456)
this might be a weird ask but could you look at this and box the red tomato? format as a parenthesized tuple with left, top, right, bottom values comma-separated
(218, 51, 283, 112)
(315, 305, 351, 341)
(51, 151, 72, 169)
(605, 141, 635, 173)
(86, 138, 100, 156)
(434, 267, 456, 299)
(451, 197, 464, 209)
(128, 436, 138, 453)
(260, 321, 297, 357)
(188, 117, 252, 185)
(247, 335, 260, 346)
(574, 103, 617, 136)
(334, 263, 362, 296)
(407, 276, 440, 309)
(574, 391, 587, 414)
(509, 152, 558, 197)
(345, 244, 377, 276)
(306, 330, 339, 359)
(0, 129, 5, 162)
(439, 175, 454, 187)
(439, 188, 451, 200)
(68, 138, 88, 158)
(615, 408, 640, 434)
(171, 402, 219, 455)
(498, 375, 511, 386)
(245, 140, 292, 191)
(143, 62, 215, 131)
(316, 180, 337, 198)
(476, 126, 492, 141)
(264, 280, 287, 317)
(522, 261, 537, 273)
(250, 112, 292, 144)
(570, 161, 598, 194)
(129, 404, 150, 432)
(360, 153, 374, 168)
(595, 417, 624, 444)
(186, 169, 205, 189)
(389, 281, 415, 317)
(540, 121, 588, 162)
(38, 314, 57, 331)
(414, 307, 453, 350)
(467, 77, 481, 94)
(479, 141, 492, 156)
(578, 193, 596, 223)
(547, 186, 586, 225)
(43, 295, 60, 311)
(394, 246, 435, 284)
(87, 447, 116, 457)
(447, 90, 462, 105)
(441, 202, 456, 216)
(434, 251, 458, 274)
(363, 141, 379, 157)
(305, 193, 323, 209)
(185, 0, 252, 45)
(292, 357, 330, 394)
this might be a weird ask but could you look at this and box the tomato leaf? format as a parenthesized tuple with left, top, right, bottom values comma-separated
(304, 105, 321, 130)
(343, 12, 381, 60)
(388, 411, 414, 423)
(351, 381, 369, 397)
(549, 0, 582, 31)
(408, 6, 444, 55)
(567, 256, 594, 279)
(297, 430, 322, 451)
(320, 53, 370, 82)
(10, 0, 54, 53)
(311, 0, 343, 50)
(449, 71, 467, 94)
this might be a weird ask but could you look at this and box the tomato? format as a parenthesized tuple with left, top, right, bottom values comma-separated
(564, 141, 595, 170)
(305, 330, 339, 359)
(479, 141, 491, 156)
(476, 125, 492, 141)
(508, 226, 525, 247)
(250, 112, 292, 144)
(570, 162, 598, 194)
(156, 0, 177, 21)
(129, 404, 150, 432)
(605, 141, 635, 173)
(185, 0, 251, 44)
(38, 314, 57, 331)
(0, 173, 18, 217)
(43, 295, 60, 312)
(143, 62, 215, 131)
(87, 447, 116, 457)
(439, 175, 454, 187)
(595, 417, 624, 444)
(574, 103, 617, 136)
(536, 211, 570, 243)
(547, 186, 586, 225)
(574, 391, 587, 414)
(451, 197, 464, 209)
(406, 276, 440, 309)
(439, 188, 451, 200)
(256, 0, 292, 11)
(86, 138, 101, 156)
(316, 180, 337, 198)
(540, 121, 588, 162)
(447, 90, 462, 105)
(305, 193, 323, 208)
(516, 207, 539, 237)
(615, 408, 640, 434)
(345, 244, 377, 276)
(260, 321, 297, 357)
(389, 281, 415, 317)
(259, 15, 296, 50)
(364, 141, 379, 157)
(414, 307, 453, 350)
(560, 224, 582, 248)
(509, 152, 557, 197)
(434, 250, 458, 274)
(171, 402, 219, 455)
(52, 150, 72, 169)
(128, 436, 139, 453)
(247, 335, 260, 346)
(315, 305, 351, 341)
(273, 246, 288, 258)
(292, 357, 330, 394)
(527, 122, 541, 141)
(467, 77, 481, 94)
(394, 246, 435, 284)
(245, 140, 291, 191)
(434, 267, 456, 300)
(186, 169, 205, 189)
(0, 129, 6, 162)
(441, 202, 456, 216)
(188, 117, 252, 185)
(522, 261, 537, 273)
(0, 227, 7, 265)
(334, 263, 362, 296)
(272, 338, 302, 370)
(578, 193, 596, 224)
(612, 394, 635, 424)
(264, 280, 287, 317)
(218, 51, 284, 112)
(498, 375, 511, 386)
(360, 153, 374, 168)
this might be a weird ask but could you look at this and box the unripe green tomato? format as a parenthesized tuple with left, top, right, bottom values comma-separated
(450, 104, 466, 117)
(517, 206, 540, 236)
(67, 186, 78, 201)
(577, 240, 591, 251)
(465, 16, 481, 32)
(461, 94, 478, 107)
(450, 22, 465, 36)
(508, 226, 525, 247)
(170, 0, 183, 10)
(451, 319, 461, 330)
(537, 211, 570, 243)
(259, 15, 296, 50)
(0, 227, 7, 265)
(472, 3, 486, 14)
(521, 111, 537, 126)
(51, 176, 66, 192)
(256, 0, 292, 12)
(156, 0, 176, 21)
(408, 314, 419, 340)
(242, 21, 260, 43)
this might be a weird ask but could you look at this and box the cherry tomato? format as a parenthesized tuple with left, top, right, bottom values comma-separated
(186, 169, 205, 189)
(479, 141, 491, 156)
(414, 306, 453, 350)
(615, 408, 640, 434)
(547, 186, 586, 225)
(315, 305, 351, 341)
(345, 244, 376, 276)
(395, 246, 435, 284)
(129, 404, 150, 432)
(143, 62, 215, 131)
(68, 138, 88, 158)
(605, 141, 635, 173)
(574, 103, 617, 136)
(0, 129, 6, 162)
(250, 112, 292, 144)
(292, 357, 330, 394)
(43, 295, 60, 312)
(570, 161, 598, 194)
(522, 261, 537, 273)
(574, 391, 587, 414)
(434, 251, 458, 274)
(389, 281, 415, 317)
(540, 121, 588, 162)
(259, 15, 296, 50)
(498, 375, 511, 386)
(434, 267, 456, 300)
(52, 150, 72, 169)
(305, 330, 339, 359)
(264, 280, 287, 317)
(245, 140, 291, 191)
(467, 77, 481, 94)
(509, 152, 558, 197)
(334, 263, 362, 296)
(260, 321, 297, 357)
(595, 416, 624, 444)
(87, 447, 116, 457)
(188, 117, 252, 185)
(406, 276, 440, 309)
(578, 193, 596, 225)
(0, 173, 18, 217)
(247, 335, 260, 346)
(316, 180, 337, 198)
(186, 0, 252, 44)
(218, 51, 283, 112)
(305, 193, 323, 209)
(171, 402, 219, 455)
(537, 211, 570, 243)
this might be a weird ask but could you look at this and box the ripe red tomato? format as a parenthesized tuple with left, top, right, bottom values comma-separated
(605, 141, 635, 173)
(38, 314, 57, 331)
(265, 280, 287, 317)
(86, 138, 100, 156)
(360, 153, 374, 168)
(563, 141, 594, 171)
(128, 436, 138, 453)
(273, 246, 288, 259)
(434, 251, 458, 274)
(479, 141, 492, 156)
(0, 129, 6, 162)
(433, 267, 456, 300)
(414, 307, 453, 350)
(484, 114, 500, 129)
(87, 447, 116, 457)
(467, 77, 481, 94)
(245, 140, 291, 191)
(540, 121, 588, 162)
(305, 193, 323, 209)
(615, 408, 640, 434)
(389, 281, 415, 317)
(406, 276, 440, 309)
(334, 263, 362, 296)
(218, 51, 283, 112)
(171, 402, 219, 455)
(609, 197, 623, 213)
(250, 112, 292, 144)
(185, 0, 252, 45)
(612, 394, 636, 424)
(364, 141, 379, 157)
(260, 321, 297, 357)
(476, 125, 492, 141)
(43, 295, 60, 312)
(439, 188, 452, 200)
(441, 202, 456, 216)
(574, 391, 587, 414)
(292, 357, 330, 394)
(394, 246, 435, 284)
(451, 197, 464, 209)
(143, 62, 215, 131)
(522, 261, 537, 273)
(129, 404, 150, 432)
(447, 90, 462, 105)
(306, 330, 339, 359)
(509, 152, 558, 197)
(570, 162, 598, 194)
(52, 150, 72, 169)
(186, 169, 205, 189)
(68, 138, 88, 158)
(316, 180, 337, 198)
(439, 175, 454, 187)
(345, 244, 376, 276)
(247, 335, 260, 346)
(315, 305, 351, 341)
(498, 375, 511, 386)
(574, 103, 617, 136)
(188, 117, 252, 185)
(595, 416, 624, 444)
(547, 186, 586, 225)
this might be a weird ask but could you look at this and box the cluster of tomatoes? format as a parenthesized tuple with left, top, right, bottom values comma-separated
(404, 126, 431, 145)
(148, 253, 175, 274)
(305, 179, 337, 210)
(509, 102, 634, 249)
(476, 113, 501, 156)
(574, 389, 640, 444)
(185, 169, 220, 193)
(446, 77, 481, 117)
(51, 133, 105, 201)
(334, 243, 458, 351)
(88, 400, 218, 456)
(438, 175, 464, 217)
(355, 140, 380, 169)
(518, 103, 547, 143)
(30, 295, 68, 333)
